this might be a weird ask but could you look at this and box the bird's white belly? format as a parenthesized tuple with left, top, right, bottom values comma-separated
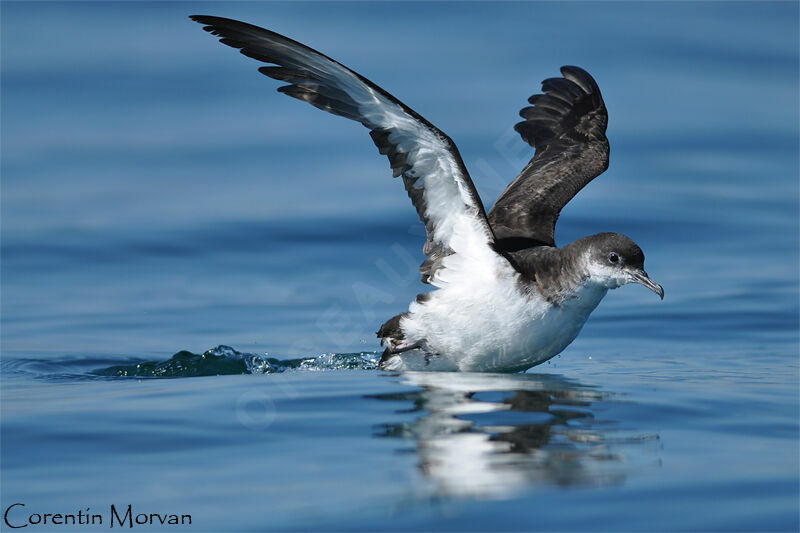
(393, 272, 607, 373)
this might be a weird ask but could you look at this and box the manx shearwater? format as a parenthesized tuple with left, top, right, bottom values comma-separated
(191, 15, 664, 373)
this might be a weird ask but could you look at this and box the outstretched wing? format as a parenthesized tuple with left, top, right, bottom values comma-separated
(191, 15, 503, 284)
(487, 66, 609, 250)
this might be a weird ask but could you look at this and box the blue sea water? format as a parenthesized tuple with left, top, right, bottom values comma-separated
(1, 1, 798, 531)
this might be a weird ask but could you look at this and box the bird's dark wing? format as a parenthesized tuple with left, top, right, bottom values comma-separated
(487, 66, 609, 250)
(191, 15, 505, 284)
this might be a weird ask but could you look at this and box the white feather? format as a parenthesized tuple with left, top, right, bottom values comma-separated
(387, 257, 609, 373)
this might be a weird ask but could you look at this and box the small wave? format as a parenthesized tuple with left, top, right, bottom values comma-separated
(92, 345, 380, 378)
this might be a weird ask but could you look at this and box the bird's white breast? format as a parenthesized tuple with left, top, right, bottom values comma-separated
(391, 262, 608, 372)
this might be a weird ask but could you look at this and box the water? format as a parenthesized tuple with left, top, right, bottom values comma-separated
(2, 1, 798, 531)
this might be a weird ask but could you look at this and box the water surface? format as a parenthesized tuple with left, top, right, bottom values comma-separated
(2, 1, 798, 531)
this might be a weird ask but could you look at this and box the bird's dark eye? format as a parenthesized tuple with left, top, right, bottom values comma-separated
(608, 252, 619, 263)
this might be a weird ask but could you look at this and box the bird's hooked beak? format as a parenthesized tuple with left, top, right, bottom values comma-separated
(630, 269, 664, 299)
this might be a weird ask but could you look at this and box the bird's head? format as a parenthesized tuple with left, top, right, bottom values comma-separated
(581, 232, 664, 299)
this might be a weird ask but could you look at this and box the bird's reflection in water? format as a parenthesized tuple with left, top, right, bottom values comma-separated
(371, 372, 659, 498)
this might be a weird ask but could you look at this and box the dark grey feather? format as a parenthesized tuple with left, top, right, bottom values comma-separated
(488, 66, 610, 250)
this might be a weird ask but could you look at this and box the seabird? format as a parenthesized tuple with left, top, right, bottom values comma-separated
(191, 15, 664, 373)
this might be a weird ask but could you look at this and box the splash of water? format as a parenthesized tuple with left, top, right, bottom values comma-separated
(93, 345, 380, 378)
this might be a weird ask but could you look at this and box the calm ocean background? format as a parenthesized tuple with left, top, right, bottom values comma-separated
(1, 1, 798, 531)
